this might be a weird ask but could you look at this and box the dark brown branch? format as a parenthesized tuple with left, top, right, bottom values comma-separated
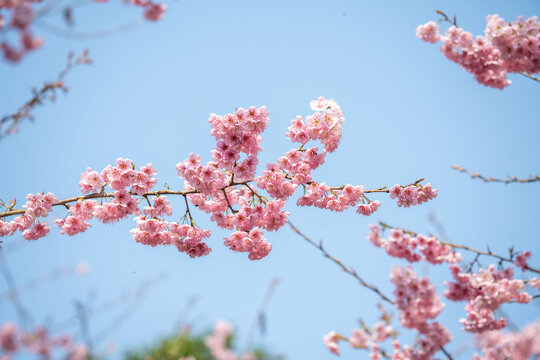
(221, 189, 237, 214)
(182, 195, 195, 227)
(243, 183, 267, 204)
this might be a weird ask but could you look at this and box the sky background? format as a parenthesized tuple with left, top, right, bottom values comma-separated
(1, 0, 540, 359)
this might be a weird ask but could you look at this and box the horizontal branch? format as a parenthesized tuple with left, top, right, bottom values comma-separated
(35, 18, 144, 40)
(452, 165, 540, 184)
(0, 184, 251, 219)
(0, 178, 425, 220)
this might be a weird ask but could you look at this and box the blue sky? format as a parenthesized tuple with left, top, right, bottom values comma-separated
(1, 0, 540, 359)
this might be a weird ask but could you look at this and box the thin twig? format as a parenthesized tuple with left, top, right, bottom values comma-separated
(0, 263, 81, 302)
(519, 72, 540, 83)
(0, 50, 91, 140)
(287, 221, 394, 305)
(91, 285, 151, 347)
(222, 189, 237, 214)
(52, 273, 165, 332)
(435, 10, 458, 27)
(452, 165, 540, 184)
(35, 18, 144, 40)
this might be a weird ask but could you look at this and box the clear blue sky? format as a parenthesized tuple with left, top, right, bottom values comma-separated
(1, 1, 540, 359)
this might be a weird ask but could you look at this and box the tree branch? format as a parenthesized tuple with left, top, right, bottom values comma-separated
(287, 221, 394, 304)
(452, 165, 540, 184)
(0, 50, 91, 140)
(379, 222, 540, 275)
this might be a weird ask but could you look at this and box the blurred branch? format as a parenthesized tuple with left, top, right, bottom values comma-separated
(0, 251, 33, 330)
(244, 277, 280, 352)
(175, 294, 201, 332)
(92, 273, 167, 347)
(92, 297, 141, 347)
(0, 262, 87, 303)
(53, 273, 166, 332)
(35, 19, 144, 40)
(452, 165, 540, 184)
(427, 211, 449, 243)
(0, 50, 91, 140)
(75, 300, 94, 352)
(435, 10, 458, 27)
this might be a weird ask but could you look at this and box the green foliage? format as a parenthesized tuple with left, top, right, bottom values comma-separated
(122, 329, 281, 360)
(123, 332, 213, 360)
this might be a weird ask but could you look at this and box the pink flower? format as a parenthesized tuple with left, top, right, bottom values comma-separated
(515, 251, 531, 271)
(143, 3, 166, 21)
(0, 323, 18, 352)
(79, 167, 105, 194)
(416, 21, 441, 43)
(349, 329, 369, 349)
(22, 222, 50, 240)
(323, 331, 342, 355)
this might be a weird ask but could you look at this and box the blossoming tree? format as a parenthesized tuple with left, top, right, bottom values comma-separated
(1, 4, 539, 360)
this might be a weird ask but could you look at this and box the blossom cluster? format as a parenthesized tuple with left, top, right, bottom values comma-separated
(367, 225, 461, 264)
(323, 321, 394, 358)
(129, 0, 167, 22)
(286, 96, 343, 153)
(515, 250, 532, 271)
(0, 192, 57, 240)
(298, 182, 364, 210)
(388, 183, 438, 208)
(445, 264, 532, 333)
(203, 320, 256, 360)
(417, 15, 540, 89)
(207, 106, 268, 181)
(0, 98, 438, 261)
(0, 0, 42, 63)
(0, 322, 88, 360)
(472, 320, 540, 360)
(390, 266, 452, 359)
(253, 96, 344, 201)
(131, 218, 212, 258)
(63, 159, 157, 229)
(323, 266, 451, 359)
(0, 0, 166, 63)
